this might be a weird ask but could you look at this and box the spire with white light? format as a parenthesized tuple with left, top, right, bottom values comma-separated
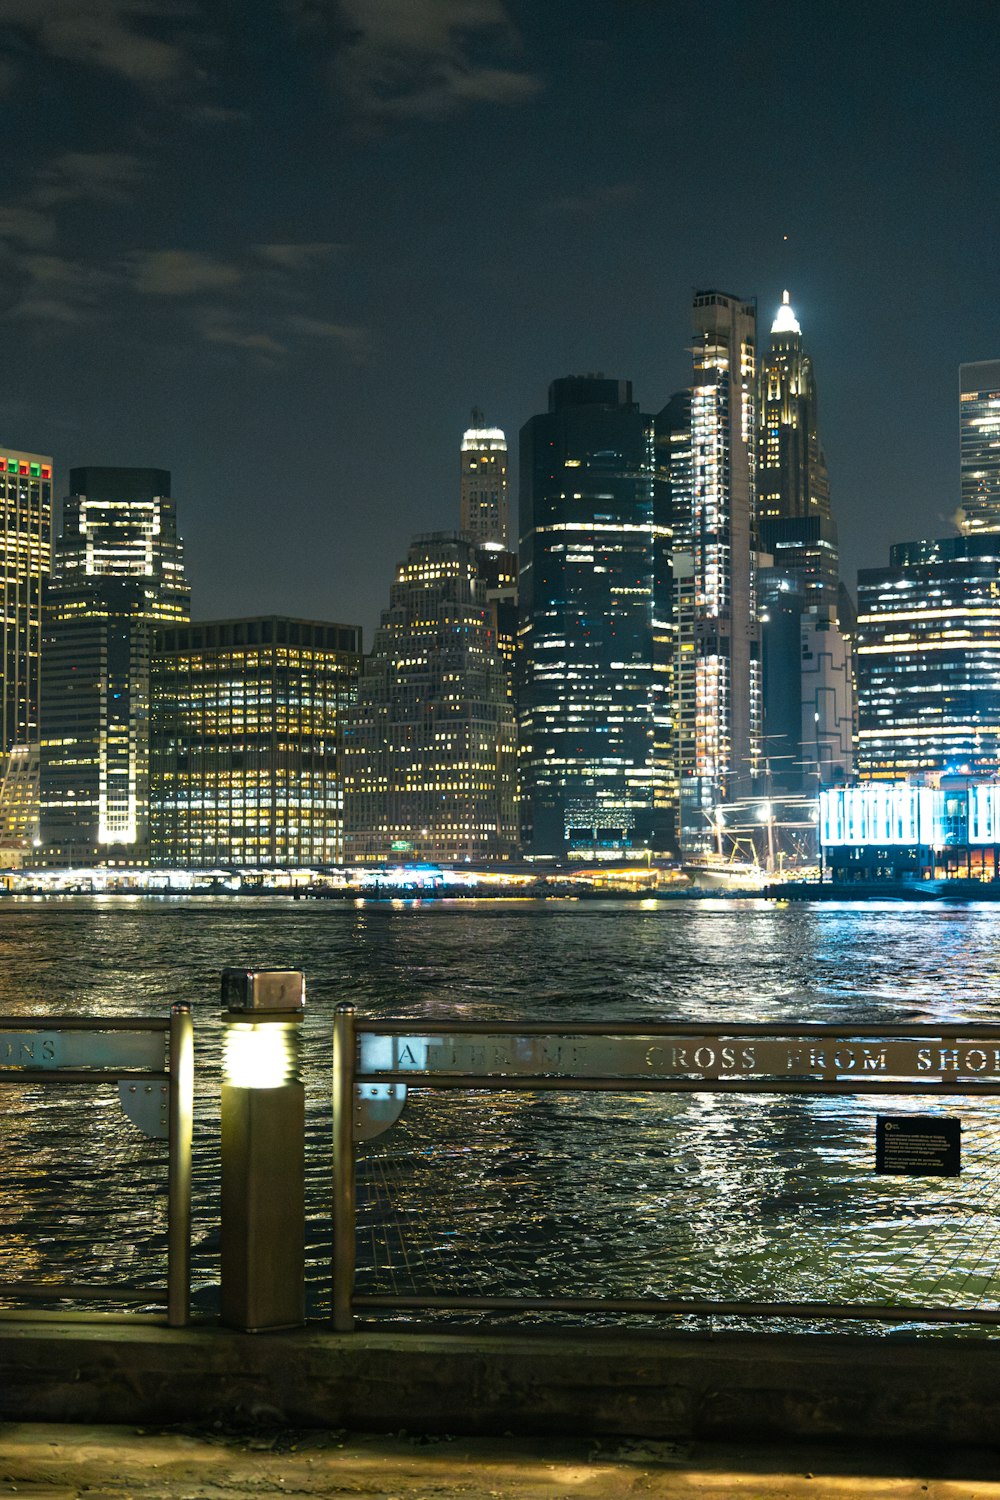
(770, 288, 801, 336)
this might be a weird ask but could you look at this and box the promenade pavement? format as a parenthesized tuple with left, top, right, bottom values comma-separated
(1, 1425, 999, 1499)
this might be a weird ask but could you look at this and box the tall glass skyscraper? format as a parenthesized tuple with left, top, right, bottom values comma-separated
(672, 291, 760, 851)
(758, 291, 838, 608)
(756, 291, 853, 798)
(518, 376, 672, 861)
(855, 535, 1000, 780)
(958, 361, 1000, 534)
(40, 467, 190, 864)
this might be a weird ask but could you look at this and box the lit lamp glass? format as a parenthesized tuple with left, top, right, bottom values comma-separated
(223, 1021, 299, 1089)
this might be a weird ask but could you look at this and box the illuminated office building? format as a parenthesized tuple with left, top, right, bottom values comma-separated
(40, 467, 189, 864)
(0, 742, 40, 864)
(958, 361, 1000, 534)
(518, 376, 672, 861)
(855, 535, 1000, 781)
(150, 617, 362, 868)
(343, 533, 517, 863)
(673, 291, 760, 851)
(755, 291, 853, 794)
(758, 291, 837, 606)
(0, 447, 51, 755)
(461, 412, 509, 549)
(0, 446, 52, 859)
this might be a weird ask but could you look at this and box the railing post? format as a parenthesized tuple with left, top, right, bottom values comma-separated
(332, 1002, 357, 1332)
(167, 1002, 193, 1328)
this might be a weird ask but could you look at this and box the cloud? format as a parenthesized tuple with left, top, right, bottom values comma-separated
(540, 182, 640, 220)
(287, 313, 370, 355)
(183, 102, 250, 126)
(1, 250, 115, 324)
(0, 0, 200, 89)
(195, 309, 288, 361)
(32, 151, 147, 207)
(293, 0, 542, 120)
(253, 242, 344, 271)
(0, 206, 57, 248)
(131, 249, 243, 296)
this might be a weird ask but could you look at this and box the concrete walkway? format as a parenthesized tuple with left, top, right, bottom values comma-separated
(1, 1426, 999, 1499)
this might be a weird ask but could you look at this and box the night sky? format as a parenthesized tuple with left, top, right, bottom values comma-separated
(2, 0, 998, 643)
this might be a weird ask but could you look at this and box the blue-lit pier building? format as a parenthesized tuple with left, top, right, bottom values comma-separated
(819, 780, 1000, 883)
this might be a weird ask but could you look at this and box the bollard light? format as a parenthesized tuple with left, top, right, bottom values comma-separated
(219, 968, 306, 1333)
(223, 1021, 298, 1089)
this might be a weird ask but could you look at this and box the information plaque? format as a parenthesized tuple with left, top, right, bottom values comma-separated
(876, 1116, 961, 1176)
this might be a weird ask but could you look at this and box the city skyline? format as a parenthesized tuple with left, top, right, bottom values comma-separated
(0, 1, 997, 643)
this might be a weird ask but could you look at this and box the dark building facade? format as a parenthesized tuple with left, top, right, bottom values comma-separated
(958, 360, 1000, 535)
(40, 467, 189, 864)
(518, 376, 672, 861)
(150, 617, 362, 868)
(856, 535, 1000, 781)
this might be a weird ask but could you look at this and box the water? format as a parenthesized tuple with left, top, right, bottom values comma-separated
(2, 895, 1000, 1330)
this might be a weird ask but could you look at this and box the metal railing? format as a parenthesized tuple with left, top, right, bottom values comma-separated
(0, 1005, 193, 1325)
(331, 1007, 1000, 1332)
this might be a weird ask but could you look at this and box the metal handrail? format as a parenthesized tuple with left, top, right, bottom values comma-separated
(331, 1005, 1000, 1332)
(0, 1005, 193, 1326)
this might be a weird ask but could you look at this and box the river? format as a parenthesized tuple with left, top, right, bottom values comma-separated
(2, 895, 999, 1330)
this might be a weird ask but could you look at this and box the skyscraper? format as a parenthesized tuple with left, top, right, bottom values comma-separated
(674, 291, 760, 851)
(518, 376, 672, 861)
(958, 361, 1000, 534)
(855, 535, 1000, 781)
(0, 447, 52, 756)
(150, 617, 361, 868)
(756, 291, 853, 798)
(343, 533, 517, 863)
(460, 412, 510, 549)
(40, 467, 189, 864)
(0, 446, 52, 861)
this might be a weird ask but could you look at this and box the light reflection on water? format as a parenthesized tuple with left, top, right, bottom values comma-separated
(2, 895, 1000, 1329)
